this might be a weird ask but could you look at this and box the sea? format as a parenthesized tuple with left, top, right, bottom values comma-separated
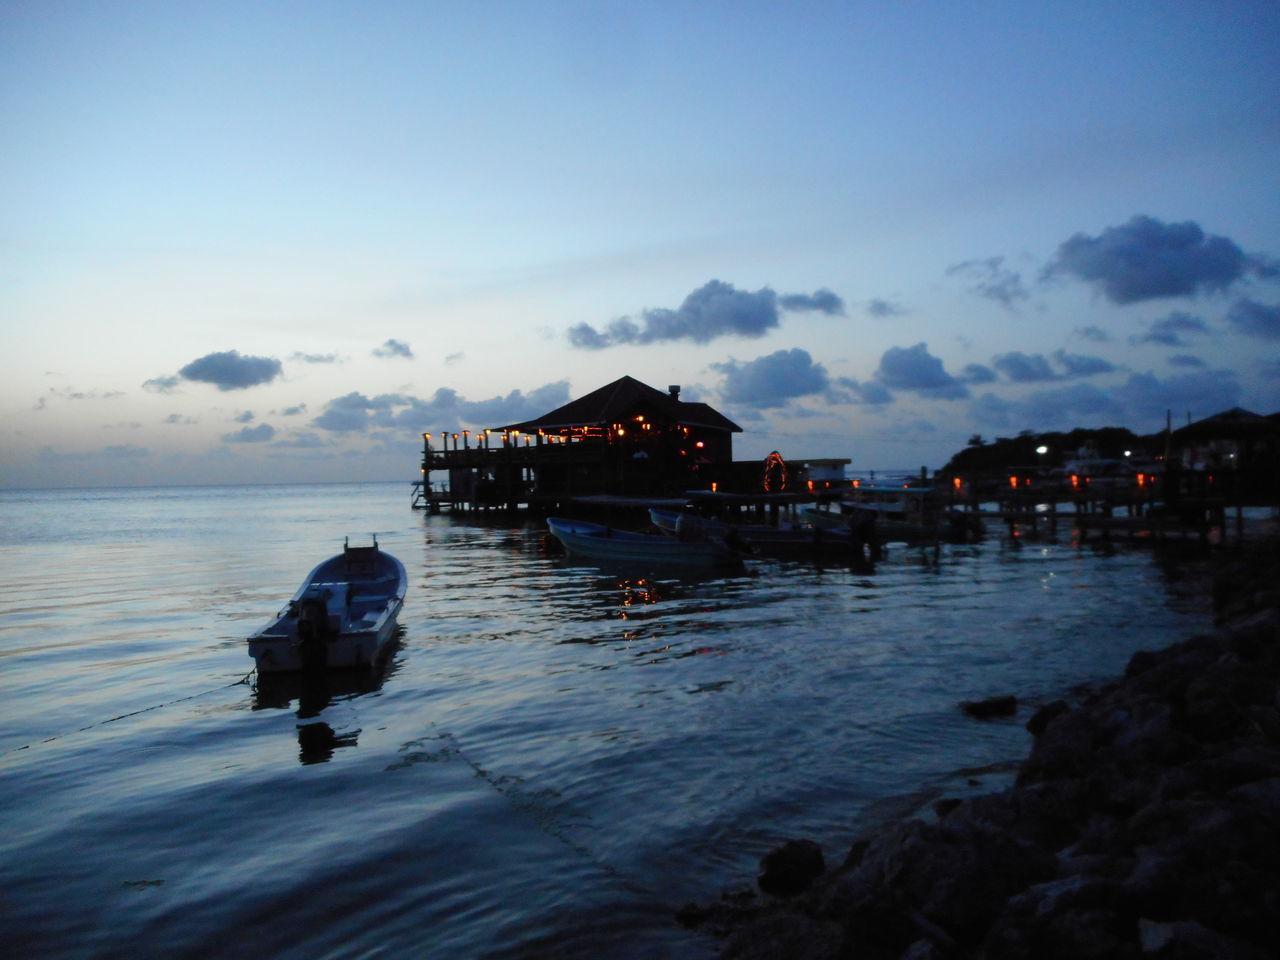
(0, 482, 1219, 958)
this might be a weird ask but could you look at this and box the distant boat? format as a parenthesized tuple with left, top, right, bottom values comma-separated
(546, 517, 741, 569)
(804, 484, 982, 542)
(648, 508, 875, 560)
(248, 537, 407, 673)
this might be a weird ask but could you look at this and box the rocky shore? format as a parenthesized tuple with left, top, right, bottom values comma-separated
(681, 539, 1280, 959)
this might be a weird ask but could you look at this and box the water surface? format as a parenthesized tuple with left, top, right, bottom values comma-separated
(0, 483, 1214, 957)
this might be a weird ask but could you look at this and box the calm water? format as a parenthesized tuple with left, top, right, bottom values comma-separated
(0, 483, 1215, 958)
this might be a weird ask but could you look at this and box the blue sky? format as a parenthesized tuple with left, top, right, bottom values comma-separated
(3, 0, 1278, 487)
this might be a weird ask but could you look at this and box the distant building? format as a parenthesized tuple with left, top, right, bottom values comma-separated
(1170, 407, 1280, 501)
(418, 376, 745, 508)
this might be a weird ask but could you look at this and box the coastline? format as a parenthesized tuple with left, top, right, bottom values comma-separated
(681, 537, 1280, 959)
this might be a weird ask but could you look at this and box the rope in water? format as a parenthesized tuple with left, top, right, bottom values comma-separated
(4, 669, 257, 757)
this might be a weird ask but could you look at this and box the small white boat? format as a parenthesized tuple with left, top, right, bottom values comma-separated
(546, 517, 741, 569)
(248, 537, 407, 673)
(648, 508, 873, 559)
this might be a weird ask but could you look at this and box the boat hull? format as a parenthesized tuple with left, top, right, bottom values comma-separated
(649, 508, 871, 559)
(248, 544, 407, 674)
(547, 517, 740, 569)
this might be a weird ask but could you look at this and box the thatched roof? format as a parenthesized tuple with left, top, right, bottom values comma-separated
(495, 376, 741, 433)
(1173, 407, 1277, 440)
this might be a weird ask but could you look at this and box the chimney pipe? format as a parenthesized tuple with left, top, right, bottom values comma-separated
(668, 385, 680, 400)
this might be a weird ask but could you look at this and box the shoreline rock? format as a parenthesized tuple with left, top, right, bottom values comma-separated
(681, 539, 1280, 959)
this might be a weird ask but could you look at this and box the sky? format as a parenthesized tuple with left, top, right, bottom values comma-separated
(3, 0, 1278, 488)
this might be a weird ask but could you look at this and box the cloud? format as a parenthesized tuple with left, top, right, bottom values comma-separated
(290, 352, 340, 364)
(873, 343, 969, 399)
(1022, 384, 1124, 427)
(102, 444, 149, 459)
(568, 279, 782, 348)
(272, 431, 330, 449)
(1131, 311, 1210, 346)
(959, 363, 997, 384)
(1225, 298, 1280, 340)
(1045, 215, 1263, 304)
(279, 404, 307, 416)
(311, 381, 572, 433)
(163, 413, 197, 424)
(711, 348, 829, 409)
(946, 256, 1028, 308)
(865, 298, 905, 318)
(778, 288, 846, 315)
(143, 376, 181, 393)
(445, 352, 465, 365)
(234, 411, 255, 423)
(178, 350, 283, 391)
(223, 423, 276, 443)
(1075, 325, 1111, 342)
(1051, 349, 1117, 378)
(1116, 369, 1242, 420)
(1168, 354, 1206, 368)
(833, 377, 894, 405)
(372, 339, 414, 359)
(992, 351, 1057, 383)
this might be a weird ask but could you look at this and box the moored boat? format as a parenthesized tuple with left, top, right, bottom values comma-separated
(648, 507, 875, 559)
(546, 517, 741, 569)
(248, 537, 407, 673)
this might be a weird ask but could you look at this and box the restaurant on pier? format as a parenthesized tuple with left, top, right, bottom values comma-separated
(412, 375, 847, 513)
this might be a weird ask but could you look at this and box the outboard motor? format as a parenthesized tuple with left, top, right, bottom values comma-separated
(296, 596, 332, 670)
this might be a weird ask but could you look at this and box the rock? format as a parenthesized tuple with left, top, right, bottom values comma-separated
(1026, 699, 1069, 736)
(758, 839, 825, 897)
(960, 694, 1017, 719)
(721, 912, 843, 960)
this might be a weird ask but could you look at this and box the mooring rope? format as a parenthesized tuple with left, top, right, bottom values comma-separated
(4, 669, 257, 757)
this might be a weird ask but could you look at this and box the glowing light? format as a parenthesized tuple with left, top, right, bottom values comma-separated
(1009, 476, 1019, 488)
(711, 482, 718, 492)
(952, 477, 962, 490)
(695, 441, 704, 448)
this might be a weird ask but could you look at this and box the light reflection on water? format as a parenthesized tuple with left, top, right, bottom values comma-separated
(0, 484, 1215, 958)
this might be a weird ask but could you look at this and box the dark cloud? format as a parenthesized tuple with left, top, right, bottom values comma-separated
(1116, 369, 1242, 421)
(223, 424, 276, 443)
(1226, 298, 1280, 340)
(312, 382, 572, 433)
(1131, 311, 1210, 346)
(568, 280, 782, 348)
(1045, 215, 1259, 304)
(1022, 384, 1124, 427)
(713, 349, 829, 409)
(959, 363, 997, 384)
(992, 351, 1057, 383)
(833, 377, 894, 405)
(178, 350, 283, 391)
(874, 343, 969, 399)
(234, 411, 255, 424)
(290, 352, 340, 364)
(1168, 354, 1206, 368)
(778, 288, 846, 315)
(1075, 325, 1111, 342)
(1051, 349, 1117, 378)
(279, 404, 307, 416)
(865, 298, 905, 318)
(143, 375, 181, 393)
(946, 256, 1029, 308)
(372, 339, 414, 359)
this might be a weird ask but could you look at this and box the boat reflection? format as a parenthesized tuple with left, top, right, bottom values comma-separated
(250, 627, 403, 765)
